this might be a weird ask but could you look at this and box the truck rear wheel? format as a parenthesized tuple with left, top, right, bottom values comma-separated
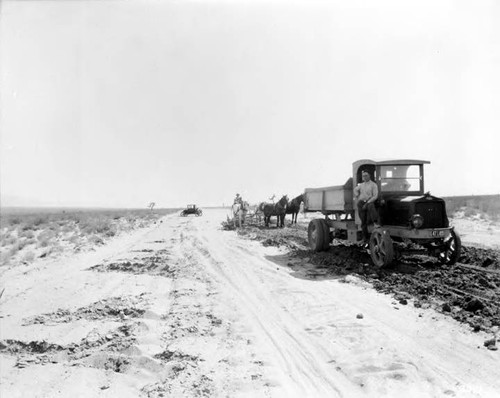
(438, 230, 461, 265)
(320, 220, 331, 250)
(308, 219, 329, 252)
(369, 229, 394, 267)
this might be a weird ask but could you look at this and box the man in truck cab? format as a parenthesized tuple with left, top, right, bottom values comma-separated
(354, 170, 380, 243)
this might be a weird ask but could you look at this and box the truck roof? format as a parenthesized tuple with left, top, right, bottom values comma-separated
(353, 159, 430, 168)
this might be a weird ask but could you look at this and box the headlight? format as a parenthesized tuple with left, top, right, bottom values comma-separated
(412, 214, 424, 229)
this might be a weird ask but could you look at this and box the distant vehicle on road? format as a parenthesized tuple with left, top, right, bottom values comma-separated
(304, 159, 461, 267)
(180, 204, 202, 217)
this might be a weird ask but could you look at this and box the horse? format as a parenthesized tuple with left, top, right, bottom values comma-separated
(286, 193, 304, 224)
(262, 195, 288, 228)
(232, 201, 248, 228)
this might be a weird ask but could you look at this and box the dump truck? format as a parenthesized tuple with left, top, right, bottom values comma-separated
(304, 159, 461, 267)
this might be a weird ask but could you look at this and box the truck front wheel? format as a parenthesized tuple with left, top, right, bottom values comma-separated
(369, 229, 394, 267)
(438, 230, 461, 265)
(308, 219, 329, 252)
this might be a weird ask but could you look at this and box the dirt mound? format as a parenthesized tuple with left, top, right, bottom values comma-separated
(2, 340, 65, 355)
(88, 254, 172, 276)
(0, 322, 139, 370)
(23, 294, 149, 325)
(459, 246, 500, 269)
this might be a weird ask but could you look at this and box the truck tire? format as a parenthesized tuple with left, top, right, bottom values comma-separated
(369, 228, 394, 267)
(308, 219, 329, 252)
(320, 220, 331, 251)
(438, 229, 461, 265)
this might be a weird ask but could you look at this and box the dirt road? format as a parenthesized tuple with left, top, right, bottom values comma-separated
(1, 209, 499, 397)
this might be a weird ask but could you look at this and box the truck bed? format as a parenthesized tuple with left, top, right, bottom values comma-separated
(304, 178, 354, 214)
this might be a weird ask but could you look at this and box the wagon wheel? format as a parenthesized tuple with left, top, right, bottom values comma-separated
(438, 230, 461, 265)
(308, 219, 329, 252)
(196, 210, 202, 216)
(369, 228, 394, 267)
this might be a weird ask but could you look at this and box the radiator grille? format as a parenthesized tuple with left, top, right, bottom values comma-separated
(415, 202, 445, 228)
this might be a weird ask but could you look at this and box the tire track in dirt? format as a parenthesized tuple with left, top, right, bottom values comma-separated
(141, 217, 272, 397)
(175, 221, 359, 397)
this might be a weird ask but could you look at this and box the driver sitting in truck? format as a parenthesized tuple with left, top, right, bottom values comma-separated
(354, 170, 380, 243)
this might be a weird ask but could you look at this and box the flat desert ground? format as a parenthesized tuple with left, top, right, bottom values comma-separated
(1, 209, 499, 397)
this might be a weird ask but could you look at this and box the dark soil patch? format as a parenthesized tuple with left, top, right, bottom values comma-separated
(0, 323, 138, 371)
(154, 349, 199, 363)
(88, 255, 171, 275)
(459, 246, 500, 269)
(23, 294, 149, 325)
(1, 340, 65, 355)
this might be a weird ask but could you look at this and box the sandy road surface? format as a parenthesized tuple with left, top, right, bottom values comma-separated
(1, 209, 499, 397)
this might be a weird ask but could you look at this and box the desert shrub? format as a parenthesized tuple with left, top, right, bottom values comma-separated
(104, 229, 116, 237)
(79, 217, 118, 239)
(88, 235, 104, 245)
(9, 217, 21, 226)
(15, 239, 29, 251)
(41, 244, 63, 258)
(0, 251, 12, 265)
(19, 230, 35, 239)
(38, 239, 49, 248)
(68, 233, 80, 244)
(21, 223, 33, 232)
(463, 208, 478, 218)
(1, 234, 17, 247)
(37, 230, 57, 248)
(50, 244, 64, 255)
(33, 217, 47, 226)
(8, 243, 21, 257)
(61, 222, 76, 233)
(22, 250, 35, 263)
(47, 222, 60, 231)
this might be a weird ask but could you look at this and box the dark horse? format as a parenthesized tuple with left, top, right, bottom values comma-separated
(263, 195, 288, 228)
(286, 193, 304, 224)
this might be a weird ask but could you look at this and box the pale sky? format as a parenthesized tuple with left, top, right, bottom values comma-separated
(1, 0, 499, 208)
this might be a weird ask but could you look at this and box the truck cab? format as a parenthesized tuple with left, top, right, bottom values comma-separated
(352, 159, 449, 229)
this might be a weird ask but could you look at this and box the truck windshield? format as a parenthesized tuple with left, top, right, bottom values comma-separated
(380, 165, 421, 192)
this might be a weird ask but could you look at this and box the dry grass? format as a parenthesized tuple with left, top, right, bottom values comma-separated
(0, 208, 178, 268)
(444, 195, 500, 221)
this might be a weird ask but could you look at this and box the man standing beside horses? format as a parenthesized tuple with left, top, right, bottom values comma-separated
(354, 170, 380, 243)
(234, 193, 243, 205)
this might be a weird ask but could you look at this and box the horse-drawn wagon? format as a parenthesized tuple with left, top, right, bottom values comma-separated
(304, 159, 461, 267)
